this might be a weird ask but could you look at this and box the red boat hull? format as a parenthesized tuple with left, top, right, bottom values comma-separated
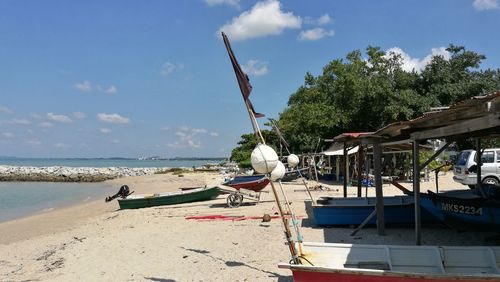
(228, 178, 270, 192)
(290, 267, 499, 282)
(223, 175, 270, 192)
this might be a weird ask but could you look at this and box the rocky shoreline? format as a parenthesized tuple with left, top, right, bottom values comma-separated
(0, 165, 172, 182)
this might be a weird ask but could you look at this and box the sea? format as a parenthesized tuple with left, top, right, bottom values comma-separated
(0, 158, 223, 223)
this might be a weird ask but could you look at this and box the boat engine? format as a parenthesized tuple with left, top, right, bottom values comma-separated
(105, 185, 132, 202)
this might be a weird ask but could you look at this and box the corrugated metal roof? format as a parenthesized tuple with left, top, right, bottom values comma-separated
(330, 90, 500, 143)
(374, 91, 500, 141)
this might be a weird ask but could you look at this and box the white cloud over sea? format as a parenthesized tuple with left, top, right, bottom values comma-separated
(74, 80, 92, 92)
(47, 113, 73, 123)
(97, 113, 130, 124)
(167, 126, 210, 149)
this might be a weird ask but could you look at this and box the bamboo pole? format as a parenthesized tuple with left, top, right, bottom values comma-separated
(244, 104, 300, 263)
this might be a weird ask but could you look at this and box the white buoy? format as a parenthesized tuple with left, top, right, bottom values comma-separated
(287, 154, 300, 168)
(251, 144, 279, 173)
(270, 161, 286, 181)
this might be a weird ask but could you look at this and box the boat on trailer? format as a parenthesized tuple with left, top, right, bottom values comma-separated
(117, 186, 220, 209)
(312, 195, 439, 226)
(279, 242, 500, 282)
(222, 174, 270, 192)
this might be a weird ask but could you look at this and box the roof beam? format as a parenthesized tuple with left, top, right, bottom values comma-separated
(410, 114, 500, 140)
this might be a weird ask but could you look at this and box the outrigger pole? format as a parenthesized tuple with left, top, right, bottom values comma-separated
(222, 32, 301, 264)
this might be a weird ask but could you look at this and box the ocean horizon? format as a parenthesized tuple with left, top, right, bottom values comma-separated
(0, 157, 227, 168)
(0, 157, 227, 223)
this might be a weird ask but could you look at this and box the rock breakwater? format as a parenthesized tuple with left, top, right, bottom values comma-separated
(0, 166, 170, 182)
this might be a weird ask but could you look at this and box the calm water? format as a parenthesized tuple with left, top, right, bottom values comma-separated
(0, 182, 115, 223)
(0, 158, 222, 168)
(0, 158, 224, 223)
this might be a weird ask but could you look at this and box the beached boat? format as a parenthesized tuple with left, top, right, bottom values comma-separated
(279, 242, 500, 282)
(312, 196, 438, 226)
(117, 186, 220, 209)
(405, 186, 500, 230)
(281, 167, 309, 182)
(222, 174, 270, 192)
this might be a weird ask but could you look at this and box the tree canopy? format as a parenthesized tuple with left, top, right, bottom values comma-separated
(230, 44, 500, 165)
(277, 44, 500, 152)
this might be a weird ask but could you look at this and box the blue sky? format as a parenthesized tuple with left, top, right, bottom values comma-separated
(0, 0, 499, 158)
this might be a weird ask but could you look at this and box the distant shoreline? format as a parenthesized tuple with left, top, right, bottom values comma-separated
(0, 161, 229, 182)
(0, 156, 228, 161)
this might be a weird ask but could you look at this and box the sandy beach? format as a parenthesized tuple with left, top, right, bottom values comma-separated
(0, 172, 497, 281)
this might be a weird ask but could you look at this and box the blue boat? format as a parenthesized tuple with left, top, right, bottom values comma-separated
(312, 196, 439, 226)
(412, 186, 500, 230)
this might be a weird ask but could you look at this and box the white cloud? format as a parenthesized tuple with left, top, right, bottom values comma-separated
(97, 84, 118, 94)
(166, 126, 208, 149)
(38, 122, 54, 128)
(191, 128, 208, 134)
(219, 0, 301, 41)
(0, 106, 13, 114)
(210, 132, 219, 137)
(385, 47, 451, 73)
(1, 132, 15, 139)
(105, 85, 118, 94)
(26, 139, 41, 145)
(473, 0, 499, 10)
(298, 28, 335, 41)
(100, 128, 111, 134)
(5, 119, 31, 125)
(73, 112, 86, 119)
(242, 59, 269, 76)
(161, 126, 170, 131)
(317, 14, 332, 25)
(47, 113, 73, 123)
(161, 62, 184, 76)
(204, 0, 240, 8)
(97, 113, 130, 124)
(74, 80, 92, 92)
(54, 142, 70, 149)
(111, 139, 120, 144)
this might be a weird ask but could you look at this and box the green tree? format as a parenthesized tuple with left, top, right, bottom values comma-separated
(276, 44, 498, 154)
(230, 130, 280, 168)
(231, 45, 499, 157)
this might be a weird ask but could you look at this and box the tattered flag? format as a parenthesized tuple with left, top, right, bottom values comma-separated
(222, 32, 264, 118)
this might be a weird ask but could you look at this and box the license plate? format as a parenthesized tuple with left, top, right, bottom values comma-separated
(455, 167, 461, 173)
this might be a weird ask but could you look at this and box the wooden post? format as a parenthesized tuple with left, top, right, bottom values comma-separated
(413, 140, 421, 245)
(373, 142, 385, 235)
(357, 145, 363, 197)
(365, 152, 370, 197)
(343, 143, 348, 198)
(475, 139, 487, 198)
(476, 138, 482, 190)
(336, 157, 340, 182)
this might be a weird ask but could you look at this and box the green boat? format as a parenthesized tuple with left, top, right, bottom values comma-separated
(117, 186, 220, 209)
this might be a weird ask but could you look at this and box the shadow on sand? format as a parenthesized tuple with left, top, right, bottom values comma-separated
(181, 247, 292, 281)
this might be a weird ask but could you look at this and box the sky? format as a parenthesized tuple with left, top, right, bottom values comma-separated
(0, 0, 499, 158)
